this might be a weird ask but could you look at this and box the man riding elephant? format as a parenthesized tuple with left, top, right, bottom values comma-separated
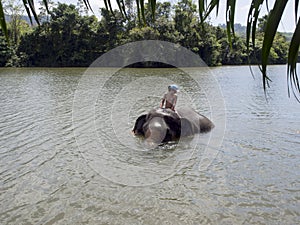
(160, 84, 179, 111)
(133, 106, 214, 145)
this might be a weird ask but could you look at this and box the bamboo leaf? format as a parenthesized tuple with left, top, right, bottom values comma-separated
(42, 0, 50, 13)
(226, 24, 232, 48)
(104, 0, 109, 11)
(246, 4, 254, 52)
(215, 0, 220, 16)
(226, 0, 236, 35)
(261, 0, 288, 90)
(116, 0, 129, 18)
(83, 0, 93, 12)
(104, 0, 115, 16)
(295, 0, 299, 23)
(246, 0, 264, 52)
(108, 0, 115, 15)
(202, 0, 220, 22)
(136, 0, 141, 25)
(140, 0, 146, 25)
(265, 0, 270, 11)
(0, 0, 8, 41)
(198, 0, 206, 22)
(251, 3, 261, 49)
(116, 0, 124, 17)
(287, 18, 300, 100)
(27, 0, 40, 25)
(246, 1, 264, 76)
(149, 0, 156, 21)
(226, 0, 236, 48)
(22, 0, 33, 25)
(120, 0, 128, 19)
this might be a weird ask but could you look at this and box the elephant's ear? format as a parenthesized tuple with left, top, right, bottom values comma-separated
(180, 118, 194, 137)
(163, 115, 181, 137)
(133, 114, 147, 135)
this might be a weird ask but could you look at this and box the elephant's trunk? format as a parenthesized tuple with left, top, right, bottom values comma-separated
(143, 117, 168, 148)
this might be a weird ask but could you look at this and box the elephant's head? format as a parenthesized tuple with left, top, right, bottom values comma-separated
(133, 107, 214, 146)
(133, 108, 181, 145)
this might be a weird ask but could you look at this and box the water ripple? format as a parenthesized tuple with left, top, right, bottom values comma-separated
(0, 67, 299, 224)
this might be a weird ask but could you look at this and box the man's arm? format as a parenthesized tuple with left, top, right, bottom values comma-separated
(171, 95, 177, 110)
(160, 94, 167, 108)
(160, 98, 165, 108)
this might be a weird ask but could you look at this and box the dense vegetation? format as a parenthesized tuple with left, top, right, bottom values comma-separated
(0, 0, 290, 67)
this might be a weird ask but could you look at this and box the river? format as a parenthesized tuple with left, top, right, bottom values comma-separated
(0, 66, 299, 224)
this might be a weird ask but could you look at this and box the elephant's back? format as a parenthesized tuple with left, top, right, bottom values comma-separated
(176, 107, 214, 133)
(147, 108, 179, 120)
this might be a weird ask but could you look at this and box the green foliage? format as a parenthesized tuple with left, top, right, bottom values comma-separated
(128, 26, 159, 41)
(18, 4, 101, 66)
(99, 8, 126, 49)
(0, 1, 290, 68)
(0, 31, 11, 66)
(0, 0, 8, 40)
(5, 47, 27, 67)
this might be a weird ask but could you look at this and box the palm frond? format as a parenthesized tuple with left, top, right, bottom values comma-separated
(136, 0, 141, 25)
(295, 0, 299, 23)
(40, 0, 50, 13)
(140, 0, 146, 25)
(265, 0, 270, 11)
(246, 0, 264, 52)
(108, 0, 115, 15)
(22, 0, 34, 25)
(82, 0, 93, 12)
(103, 0, 109, 11)
(287, 18, 300, 101)
(149, 0, 156, 21)
(201, 0, 220, 22)
(226, 0, 236, 47)
(120, 0, 128, 18)
(0, 0, 8, 40)
(198, 0, 206, 22)
(103, 0, 115, 16)
(261, 0, 288, 91)
(116, 0, 127, 19)
(26, 0, 40, 25)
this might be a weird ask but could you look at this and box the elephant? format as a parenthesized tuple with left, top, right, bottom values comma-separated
(132, 107, 214, 145)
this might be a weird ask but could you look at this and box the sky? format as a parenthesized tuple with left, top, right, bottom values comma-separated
(56, 0, 297, 32)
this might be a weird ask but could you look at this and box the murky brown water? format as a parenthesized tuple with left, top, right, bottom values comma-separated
(0, 66, 299, 224)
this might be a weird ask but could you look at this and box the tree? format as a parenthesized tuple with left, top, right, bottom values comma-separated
(1, 0, 33, 66)
(3, 0, 25, 45)
(38, 0, 55, 23)
(128, 26, 159, 41)
(98, 8, 126, 51)
(143, 2, 182, 43)
(258, 15, 268, 33)
(18, 3, 100, 66)
(0, 30, 11, 66)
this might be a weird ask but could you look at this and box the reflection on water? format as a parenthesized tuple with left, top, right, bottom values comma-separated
(0, 66, 299, 224)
